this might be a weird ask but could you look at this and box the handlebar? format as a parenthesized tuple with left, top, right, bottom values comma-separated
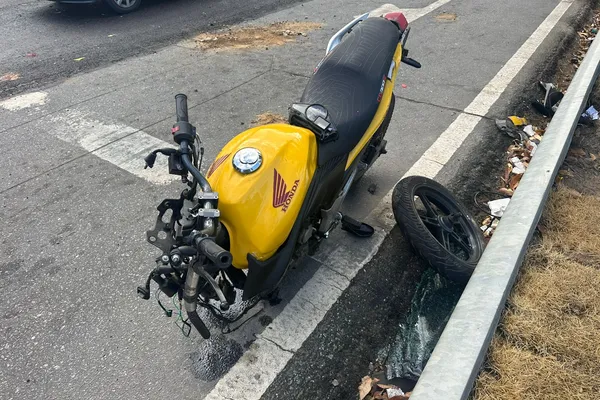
(175, 94, 189, 123)
(194, 236, 232, 269)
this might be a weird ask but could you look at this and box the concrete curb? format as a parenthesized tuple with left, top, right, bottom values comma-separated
(409, 11, 600, 400)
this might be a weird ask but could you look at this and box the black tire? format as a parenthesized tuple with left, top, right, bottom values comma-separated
(102, 0, 140, 13)
(392, 176, 485, 284)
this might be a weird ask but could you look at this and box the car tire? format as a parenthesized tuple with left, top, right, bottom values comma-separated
(103, 0, 141, 14)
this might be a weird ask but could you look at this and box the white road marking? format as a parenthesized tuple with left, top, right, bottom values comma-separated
(0, 91, 47, 111)
(48, 110, 175, 184)
(403, 0, 453, 21)
(406, 0, 573, 178)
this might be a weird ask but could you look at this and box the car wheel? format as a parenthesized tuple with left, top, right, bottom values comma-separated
(103, 0, 141, 14)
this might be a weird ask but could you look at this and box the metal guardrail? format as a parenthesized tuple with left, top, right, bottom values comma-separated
(409, 20, 600, 400)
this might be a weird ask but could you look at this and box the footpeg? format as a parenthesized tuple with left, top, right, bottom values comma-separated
(341, 215, 375, 238)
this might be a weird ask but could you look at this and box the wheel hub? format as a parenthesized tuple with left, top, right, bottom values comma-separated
(438, 215, 456, 232)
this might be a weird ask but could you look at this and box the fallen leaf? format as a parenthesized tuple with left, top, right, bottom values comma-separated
(0, 73, 20, 82)
(498, 187, 514, 197)
(558, 169, 574, 177)
(359, 376, 374, 400)
(590, 153, 597, 161)
(503, 163, 512, 183)
(568, 148, 586, 157)
(508, 173, 523, 191)
(73, 57, 85, 62)
(376, 384, 397, 390)
(108, 34, 115, 37)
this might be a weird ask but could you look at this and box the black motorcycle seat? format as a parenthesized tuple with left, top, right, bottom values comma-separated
(301, 17, 400, 165)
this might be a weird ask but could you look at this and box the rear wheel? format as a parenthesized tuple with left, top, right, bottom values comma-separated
(103, 0, 141, 13)
(392, 176, 485, 284)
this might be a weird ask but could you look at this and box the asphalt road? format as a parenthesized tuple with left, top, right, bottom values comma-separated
(0, 0, 588, 399)
(0, 0, 305, 99)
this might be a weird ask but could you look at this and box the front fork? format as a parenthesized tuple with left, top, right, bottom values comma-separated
(183, 266, 211, 339)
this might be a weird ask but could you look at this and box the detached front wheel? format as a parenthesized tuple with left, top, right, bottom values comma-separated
(392, 176, 485, 285)
(103, 0, 141, 13)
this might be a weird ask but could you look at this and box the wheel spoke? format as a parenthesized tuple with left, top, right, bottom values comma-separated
(441, 231, 451, 249)
(420, 195, 438, 217)
(420, 215, 440, 227)
(450, 231, 471, 254)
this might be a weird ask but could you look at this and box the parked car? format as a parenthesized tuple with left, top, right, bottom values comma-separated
(53, 0, 141, 14)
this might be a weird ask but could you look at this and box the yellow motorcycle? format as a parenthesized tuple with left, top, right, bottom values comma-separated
(138, 11, 420, 338)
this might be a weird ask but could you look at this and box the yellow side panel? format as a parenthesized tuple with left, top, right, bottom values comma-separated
(346, 43, 404, 168)
(207, 124, 318, 269)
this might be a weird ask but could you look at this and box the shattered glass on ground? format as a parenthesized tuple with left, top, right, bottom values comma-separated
(384, 269, 463, 381)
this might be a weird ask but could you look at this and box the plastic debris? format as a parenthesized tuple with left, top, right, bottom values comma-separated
(401, 83, 408, 89)
(508, 116, 527, 126)
(26, 52, 37, 58)
(532, 81, 563, 118)
(523, 125, 536, 137)
(488, 198, 510, 218)
(582, 105, 599, 120)
(510, 157, 526, 174)
(73, 57, 85, 62)
(496, 119, 527, 141)
(387, 387, 406, 397)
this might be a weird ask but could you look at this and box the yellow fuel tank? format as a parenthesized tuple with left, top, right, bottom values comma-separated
(207, 124, 318, 269)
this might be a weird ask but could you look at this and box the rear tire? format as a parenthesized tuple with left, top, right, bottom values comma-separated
(392, 176, 485, 284)
(103, 0, 140, 13)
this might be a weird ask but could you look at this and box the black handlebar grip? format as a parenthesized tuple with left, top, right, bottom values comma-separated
(198, 238, 232, 269)
(175, 94, 189, 123)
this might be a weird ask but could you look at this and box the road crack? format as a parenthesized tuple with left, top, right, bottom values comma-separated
(394, 94, 495, 120)
(260, 336, 295, 355)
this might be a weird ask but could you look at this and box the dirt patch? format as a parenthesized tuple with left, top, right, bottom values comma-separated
(193, 22, 322, 51)
(251, 112, 288, 126)
(434, 12, 457, 22)
(0, 73, 20, 82)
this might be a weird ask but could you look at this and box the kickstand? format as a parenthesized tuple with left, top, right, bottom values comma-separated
(341, 215, 375, 238)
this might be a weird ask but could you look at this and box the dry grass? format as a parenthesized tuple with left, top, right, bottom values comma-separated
(474, 339, 600, 400)
(251, 112, 288, 126)
(541, 188, 600, 256)
(473, 187, 600, 399)
(193, 22, 321, 51)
